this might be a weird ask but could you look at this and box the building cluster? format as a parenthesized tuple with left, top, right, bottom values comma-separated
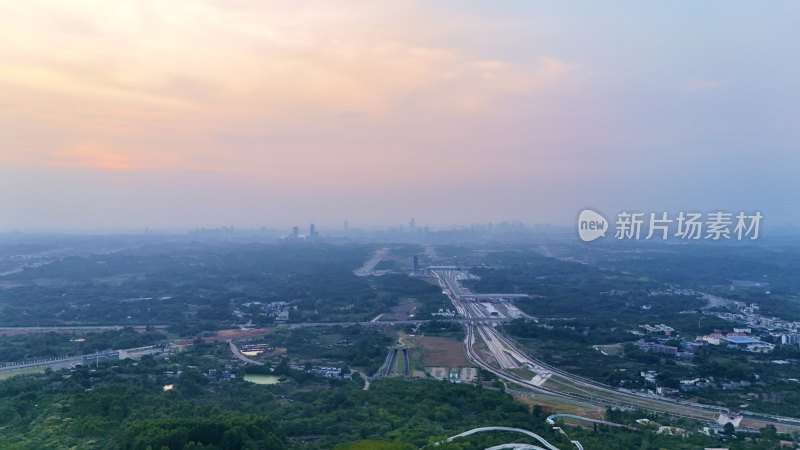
(286, 224, 320, 240)
(779, 333, 800, 345)
(431, 308, 456, 317)
(714, 302, 800, 340)
(636, 341, 678, 356)
(638, 324, 675, 335)
(640, 370, 658, 384)
(315, 366, 350, 379)
(697, 331, 775, 353)
(637, 370, 683, 395)
(234, 301, 292, 323)
(268, 302, 291, 322)
(630, 317, 800, 401)
(207, 366, 236, 381)
(695, 299, 800, 355)
(287, 363, 353, 379)
(647, 287, 696, 297)
(633, 310, 800, 359)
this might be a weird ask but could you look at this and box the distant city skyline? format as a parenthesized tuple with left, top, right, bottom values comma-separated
(1, 1, 798, 230)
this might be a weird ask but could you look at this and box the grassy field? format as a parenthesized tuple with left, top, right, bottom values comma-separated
(0, 366, 46, 380)
(381, 298, 421, 321)
(508, 367, 537, 380)
(512, 391, 606, 420)
(593, 344, 625, 356)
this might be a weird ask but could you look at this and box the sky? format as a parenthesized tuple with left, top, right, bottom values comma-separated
(1, 1, 799, 231)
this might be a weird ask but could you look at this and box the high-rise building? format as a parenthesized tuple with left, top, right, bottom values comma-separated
(309, 223, 318, 238)
(292, 226, 299, 239)
(413, 255, 419, 274)
(781, 334, 800, 345)
(409, 218, 416, 230)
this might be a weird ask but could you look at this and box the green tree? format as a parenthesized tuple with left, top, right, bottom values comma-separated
(723, 422, 735, 435)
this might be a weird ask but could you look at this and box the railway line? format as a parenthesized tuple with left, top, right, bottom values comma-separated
(430, 269, 800, 430)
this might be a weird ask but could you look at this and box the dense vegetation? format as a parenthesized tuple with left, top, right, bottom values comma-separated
(267, 325, 394, 376)
(1, 237, 799, 448)
(0, 357, 788, 450)
(0, 329, 165, 362)
(0, 242, 449, 328)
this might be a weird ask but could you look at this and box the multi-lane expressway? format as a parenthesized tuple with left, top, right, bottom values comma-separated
(430, 269, 800, 432)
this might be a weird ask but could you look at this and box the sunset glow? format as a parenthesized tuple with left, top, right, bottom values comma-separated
(1, 1, 798, 229)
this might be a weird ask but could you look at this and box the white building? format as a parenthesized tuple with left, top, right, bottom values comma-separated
(780, 333, 800, 345)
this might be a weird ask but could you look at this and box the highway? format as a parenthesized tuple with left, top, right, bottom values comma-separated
(430, 269, 800, 431)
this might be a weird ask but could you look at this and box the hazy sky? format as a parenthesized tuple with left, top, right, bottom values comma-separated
(1, 1, 798, 230)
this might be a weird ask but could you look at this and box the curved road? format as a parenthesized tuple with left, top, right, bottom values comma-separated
(228, 340, 264, 365)
(444, 426, 562, 450)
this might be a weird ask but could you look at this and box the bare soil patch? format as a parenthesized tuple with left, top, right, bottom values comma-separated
(417, 335, 470, 366)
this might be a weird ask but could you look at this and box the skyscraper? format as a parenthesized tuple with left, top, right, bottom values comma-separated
(292, 226, 299, 239)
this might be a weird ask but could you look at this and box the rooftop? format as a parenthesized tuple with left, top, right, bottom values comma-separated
(722, 336, 761, 344)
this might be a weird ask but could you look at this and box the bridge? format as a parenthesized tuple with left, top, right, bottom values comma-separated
(0, 355, 80, 372)
(458, 294, 531, 300)
(280, 318, 512, 329)
(1, 345, 166, 373)
(439, 426, 568, 450)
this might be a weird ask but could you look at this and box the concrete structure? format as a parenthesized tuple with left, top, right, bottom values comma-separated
(717, 413, 743, 428)
(722, 336, 774, 353)
(459, 294, 530, 300)
(723, 336, 761, 345)
(81, 351, 119, 365)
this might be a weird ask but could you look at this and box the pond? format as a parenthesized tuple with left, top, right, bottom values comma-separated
(243, 374, 281, 385)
